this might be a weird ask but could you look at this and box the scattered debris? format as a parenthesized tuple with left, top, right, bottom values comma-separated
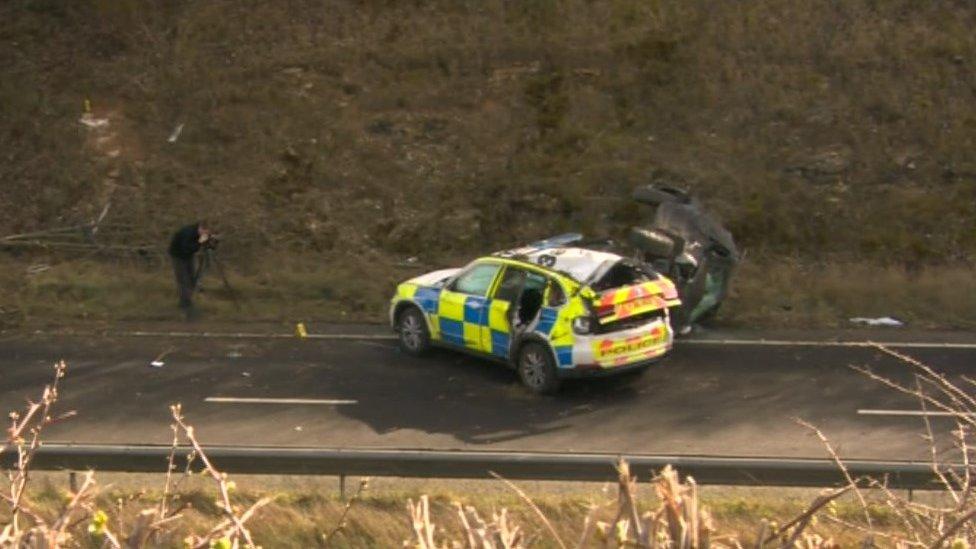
(294, 426, 303, 432)
(295, 322, 308, 339)
(149, 347, 176, 368)
(850, 316, 904, 327)
(78, 113, 109, 129)
(25, 264, 50, 276)
(241, 371, 251, 377)
(167, 122, 184, 143)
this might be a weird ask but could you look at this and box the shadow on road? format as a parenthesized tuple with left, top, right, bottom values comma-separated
(335, 347, 643, 445)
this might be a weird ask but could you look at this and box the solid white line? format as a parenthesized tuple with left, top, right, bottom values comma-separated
(205, 397, 358, 405)
(122, 331, 397, 340)
(857, 409, 975, 417)
(683, 339, 976, 350)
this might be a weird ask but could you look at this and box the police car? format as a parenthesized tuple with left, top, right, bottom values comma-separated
(389, 235, 681, 393)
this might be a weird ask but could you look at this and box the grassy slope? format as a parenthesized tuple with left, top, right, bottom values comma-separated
(1, 0, 974, 327)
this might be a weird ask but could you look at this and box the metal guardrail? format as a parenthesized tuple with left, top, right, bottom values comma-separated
(0, 444, 954, 490)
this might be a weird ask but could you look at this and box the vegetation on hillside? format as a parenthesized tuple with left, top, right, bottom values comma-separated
(1, 0, 974, 326)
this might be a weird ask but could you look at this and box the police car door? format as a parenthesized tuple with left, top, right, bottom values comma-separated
(484, 266, 529, 358)
(437, 262, 501, 352)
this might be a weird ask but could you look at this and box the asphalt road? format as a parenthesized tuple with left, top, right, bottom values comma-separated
(1, 327, 973, 460)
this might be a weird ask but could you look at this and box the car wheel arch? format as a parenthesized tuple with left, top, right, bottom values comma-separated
(509, 332, 561, 370)
(393, 300, 434, 334)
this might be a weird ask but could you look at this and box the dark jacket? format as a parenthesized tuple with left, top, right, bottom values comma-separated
(169, 224, 202, 259)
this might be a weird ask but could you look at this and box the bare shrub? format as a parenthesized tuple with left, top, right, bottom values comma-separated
(1, 362, 270, 548)
(6, 349, 976, 548)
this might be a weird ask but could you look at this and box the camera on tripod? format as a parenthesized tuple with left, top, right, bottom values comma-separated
(201, 234, 220, 251)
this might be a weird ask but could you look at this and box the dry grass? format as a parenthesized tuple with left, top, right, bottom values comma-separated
(724, 259, 976, 330)
(2, 473, 913, 548)
(2, 255, 974, 330)
(1, 0, 974, 329)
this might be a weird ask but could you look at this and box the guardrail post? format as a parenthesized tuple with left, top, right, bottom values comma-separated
(68, 471, 77, 493)
(339, 474, 346, 501)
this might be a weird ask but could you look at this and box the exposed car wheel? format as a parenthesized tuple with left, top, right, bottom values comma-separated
(629, 227, 679, 259)
(396, 307, 430, 356)
(633, 185, 690, 206)
(517, 342, 561, 395)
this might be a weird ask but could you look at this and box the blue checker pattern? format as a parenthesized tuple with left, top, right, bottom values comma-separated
(415, 287, 441, 314)
(464, 296, 488, 323)
(555, 345, 573, 367)
(439, 318, 465, 346)
(490, 329, 510, 357)
(536, 307, 559, 336)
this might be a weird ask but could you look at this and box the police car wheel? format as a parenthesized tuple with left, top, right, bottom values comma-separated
(517, 342, 560, 395)
(397, 307, 430, 355)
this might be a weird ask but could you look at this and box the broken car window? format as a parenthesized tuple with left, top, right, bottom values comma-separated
(589, 261, 652, 292)
(494, 267, 527, 302)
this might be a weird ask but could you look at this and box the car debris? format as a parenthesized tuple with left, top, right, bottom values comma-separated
(78, 114, 109, 129)
(167, 122, 185, 143)
(849, 316, 904, 327)
(149, 347, 176, 368)
(629, 185, 739, 332)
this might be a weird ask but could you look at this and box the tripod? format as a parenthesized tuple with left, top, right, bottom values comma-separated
(194, 247, 242, 308)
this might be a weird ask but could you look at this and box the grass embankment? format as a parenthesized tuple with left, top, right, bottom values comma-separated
(3, 256, 975, 330)
(8, 474, 906, 547)
(1, 0, 974, 328)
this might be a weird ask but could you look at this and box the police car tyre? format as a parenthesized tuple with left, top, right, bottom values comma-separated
(517, 341, 561, 395)
(396, 307, 430, 356)
(629, 227, 677, 259)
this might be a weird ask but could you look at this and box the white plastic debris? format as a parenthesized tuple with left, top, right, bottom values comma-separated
(150, 347, 176, 368)
(167, 123, 184, 143)
(26, 264, 50, 276)
(241, 371, 251, 377)
(849, 316, 904, 327)
(79, 115, 109, 129)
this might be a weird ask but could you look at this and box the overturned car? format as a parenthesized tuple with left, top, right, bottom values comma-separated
(389, 238, 681, 394)
(628, 185, 739, 332)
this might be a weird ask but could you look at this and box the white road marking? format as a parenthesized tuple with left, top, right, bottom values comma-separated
(205, 397, 357, 405)
(354, 340, 396, 350)
(123, 331, 397, 340)
(857, 409, 975, 418)
(683, 339, 976, 350)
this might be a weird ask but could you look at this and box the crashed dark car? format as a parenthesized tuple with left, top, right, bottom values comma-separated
(627, 185, 739, 331)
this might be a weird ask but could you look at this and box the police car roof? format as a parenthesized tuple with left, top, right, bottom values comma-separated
(494, 246, 623, 283)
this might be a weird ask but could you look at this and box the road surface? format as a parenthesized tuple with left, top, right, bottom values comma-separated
(1, 326, 973, 460)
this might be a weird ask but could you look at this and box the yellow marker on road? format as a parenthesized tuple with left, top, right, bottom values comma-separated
(295, 322, 308, 339)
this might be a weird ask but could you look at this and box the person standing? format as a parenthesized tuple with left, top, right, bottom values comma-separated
(168, 221, 212, 319)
